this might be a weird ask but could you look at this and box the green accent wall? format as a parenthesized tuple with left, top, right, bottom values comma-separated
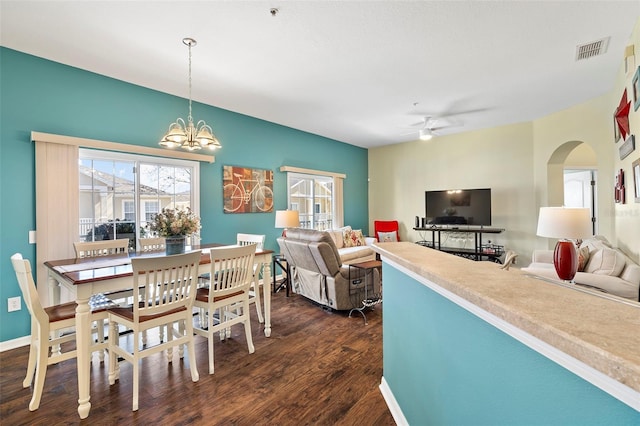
(382, 263, 640, 425)
(0, 47, 370, 342)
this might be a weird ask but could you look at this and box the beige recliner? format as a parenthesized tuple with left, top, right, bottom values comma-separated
(277, 228, 381, 310)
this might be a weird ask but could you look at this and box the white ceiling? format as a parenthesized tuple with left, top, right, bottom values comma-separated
(1, 1, 638, 148)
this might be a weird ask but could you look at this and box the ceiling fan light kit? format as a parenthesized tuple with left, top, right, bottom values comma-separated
(419, 128, 433, 141)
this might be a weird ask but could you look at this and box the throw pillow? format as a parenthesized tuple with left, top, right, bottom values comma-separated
(577, 246, 590, 272)
(343, 229, 366, 247)
(377, 231, 398, 242)
(584, 247, 626, 277)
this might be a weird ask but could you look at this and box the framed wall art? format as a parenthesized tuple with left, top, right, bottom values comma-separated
(223, 165, 274, 213)
(619, 135, 635, 160)
(613, 115, 621, 142)
(633, 158, 640, 203)
(633, 66, 640, 111)
(614, 168, 625, 204)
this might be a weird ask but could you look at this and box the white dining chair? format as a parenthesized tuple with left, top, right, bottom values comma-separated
(236, 233, 266, 323)
(74, 239, 131, 351)
(10, 253, 111, 411)
(107, 250, 201, 411)
(73, 238, 129, 258)
(193, 244, 256, 374)
(138, 237, 166, 252)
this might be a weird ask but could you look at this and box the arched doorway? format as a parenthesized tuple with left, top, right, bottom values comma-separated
(546, 141, 598, 234)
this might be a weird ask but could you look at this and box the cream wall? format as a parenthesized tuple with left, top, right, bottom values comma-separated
(612, 17, 640, 263)
(532, 94, 614, 247)
(369, 18, 640, 264)
(369, 121, 536, 259)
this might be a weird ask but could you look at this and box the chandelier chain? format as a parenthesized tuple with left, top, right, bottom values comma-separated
(187, 40, 193, 124)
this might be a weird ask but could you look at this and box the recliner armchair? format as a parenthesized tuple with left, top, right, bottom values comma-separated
(277, 228, 380, 310)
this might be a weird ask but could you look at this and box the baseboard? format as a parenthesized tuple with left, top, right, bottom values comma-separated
(0, 335, 29, 352)
(379, 376, 408, 426)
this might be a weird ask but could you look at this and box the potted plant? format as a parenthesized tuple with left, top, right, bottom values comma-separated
(147, 207, 201, 254)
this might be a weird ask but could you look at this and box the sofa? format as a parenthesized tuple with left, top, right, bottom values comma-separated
(277, 228, 381, 310)
(522, 235, 640, 301)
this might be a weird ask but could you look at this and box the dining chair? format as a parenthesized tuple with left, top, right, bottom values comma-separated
(193, 244, 256, 374)
(74, 238, 131, 350)
(138, 237, 166, 252)
(107, 250, 201, 411)
(10, 253, 112, 411)
(236, 233, 266, 323)
(73, 238, 130, 258)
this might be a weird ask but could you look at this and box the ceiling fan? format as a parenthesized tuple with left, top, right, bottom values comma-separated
(406, 116, 462, 141)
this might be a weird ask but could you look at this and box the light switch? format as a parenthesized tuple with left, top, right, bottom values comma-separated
(29, 230, 36, 244)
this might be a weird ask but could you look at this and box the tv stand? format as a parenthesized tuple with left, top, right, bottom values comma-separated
(413, 226, 505, 262)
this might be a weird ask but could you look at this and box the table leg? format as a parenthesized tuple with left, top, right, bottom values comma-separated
(47, 274, 63, 356)
(262, 258, 272, 337)
(75, 293, 92, 419)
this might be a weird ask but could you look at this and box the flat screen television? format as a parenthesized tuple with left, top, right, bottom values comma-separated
(425, 188, 492, 226)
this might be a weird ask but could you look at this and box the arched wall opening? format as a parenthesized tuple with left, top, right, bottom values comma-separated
(544, 140, 598, 233)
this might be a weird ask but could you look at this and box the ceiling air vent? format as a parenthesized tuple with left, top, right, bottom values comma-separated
(575, 37, 610, 61)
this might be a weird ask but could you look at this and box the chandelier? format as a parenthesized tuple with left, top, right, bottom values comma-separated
(160, 38, 221, 151)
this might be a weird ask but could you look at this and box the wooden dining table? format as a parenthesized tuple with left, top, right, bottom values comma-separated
(44, 244, 274, 419)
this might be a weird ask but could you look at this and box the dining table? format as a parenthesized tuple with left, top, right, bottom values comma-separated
(44, 243, 274, 419)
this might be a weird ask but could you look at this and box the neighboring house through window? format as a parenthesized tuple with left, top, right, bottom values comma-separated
(283, 166, 345, 230)
(79, 149, 200, 250)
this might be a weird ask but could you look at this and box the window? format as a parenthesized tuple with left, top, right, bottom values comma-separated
(123, 201, 135, 221)
(79, 149, 200, 250)
(144, 201, 159, 222)
(287, 173, 335, 230)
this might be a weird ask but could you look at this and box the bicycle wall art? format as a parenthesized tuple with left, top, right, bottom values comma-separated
(223, 165, 274, 213)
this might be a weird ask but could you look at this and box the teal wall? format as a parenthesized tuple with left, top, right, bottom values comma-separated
(0, 47, 370, 343)
(382, 263, 640, 425)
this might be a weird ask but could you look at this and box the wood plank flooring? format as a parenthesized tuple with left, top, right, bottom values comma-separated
(0, 290, 395, 425)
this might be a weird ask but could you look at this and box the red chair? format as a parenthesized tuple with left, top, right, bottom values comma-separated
(374, 220, 400, 242)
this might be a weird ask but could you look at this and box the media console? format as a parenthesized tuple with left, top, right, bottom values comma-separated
(413, 226, 505, 262)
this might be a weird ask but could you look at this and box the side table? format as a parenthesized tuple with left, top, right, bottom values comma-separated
(348, 260, 382, 325)
(272, 254, 290, 296)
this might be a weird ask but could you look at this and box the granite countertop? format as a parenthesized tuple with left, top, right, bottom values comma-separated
(373, 242, 640, 394)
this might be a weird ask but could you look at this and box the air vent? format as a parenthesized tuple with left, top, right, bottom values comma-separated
(575, 37, 610, 61)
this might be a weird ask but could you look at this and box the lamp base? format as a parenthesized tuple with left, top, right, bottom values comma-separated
(553, 240, 578, 282)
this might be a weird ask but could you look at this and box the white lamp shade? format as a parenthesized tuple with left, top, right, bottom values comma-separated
(275, 210, 300, 228)
(536, 207, 592, 239)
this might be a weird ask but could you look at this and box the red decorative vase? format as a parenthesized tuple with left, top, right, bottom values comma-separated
(553, 240, 578, 281)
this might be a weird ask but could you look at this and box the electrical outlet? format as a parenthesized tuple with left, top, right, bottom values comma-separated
(8, 296, 21, 312)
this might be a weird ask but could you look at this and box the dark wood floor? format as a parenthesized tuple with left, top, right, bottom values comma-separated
(0, 290, 395, 425)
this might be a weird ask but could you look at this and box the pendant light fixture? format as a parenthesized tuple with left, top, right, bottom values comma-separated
(160, 37, 221, 151)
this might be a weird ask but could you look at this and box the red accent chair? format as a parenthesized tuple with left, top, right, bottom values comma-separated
(374, 220, 400, 242)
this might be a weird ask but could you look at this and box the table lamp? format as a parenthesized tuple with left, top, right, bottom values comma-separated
(275, 210, 300, 237)
(536, 207, 592, 282)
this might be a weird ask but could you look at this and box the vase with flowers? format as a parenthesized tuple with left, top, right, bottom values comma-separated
(148, 207, 201, 255)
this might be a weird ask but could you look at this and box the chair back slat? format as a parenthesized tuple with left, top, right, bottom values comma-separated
(10, 253, 48, 324)
(74, 239, 129, 258)
(138, 237, 166, 252)
(208, 244, 256, 299)
(131, 251, 201, 320)
(236, 233, 265, 250)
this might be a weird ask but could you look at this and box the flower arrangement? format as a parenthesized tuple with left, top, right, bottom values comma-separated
(148, 207, 201, 237)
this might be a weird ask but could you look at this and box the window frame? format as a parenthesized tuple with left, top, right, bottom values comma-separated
(286, 171, 340, 231)
(79, 148, 200, 247)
